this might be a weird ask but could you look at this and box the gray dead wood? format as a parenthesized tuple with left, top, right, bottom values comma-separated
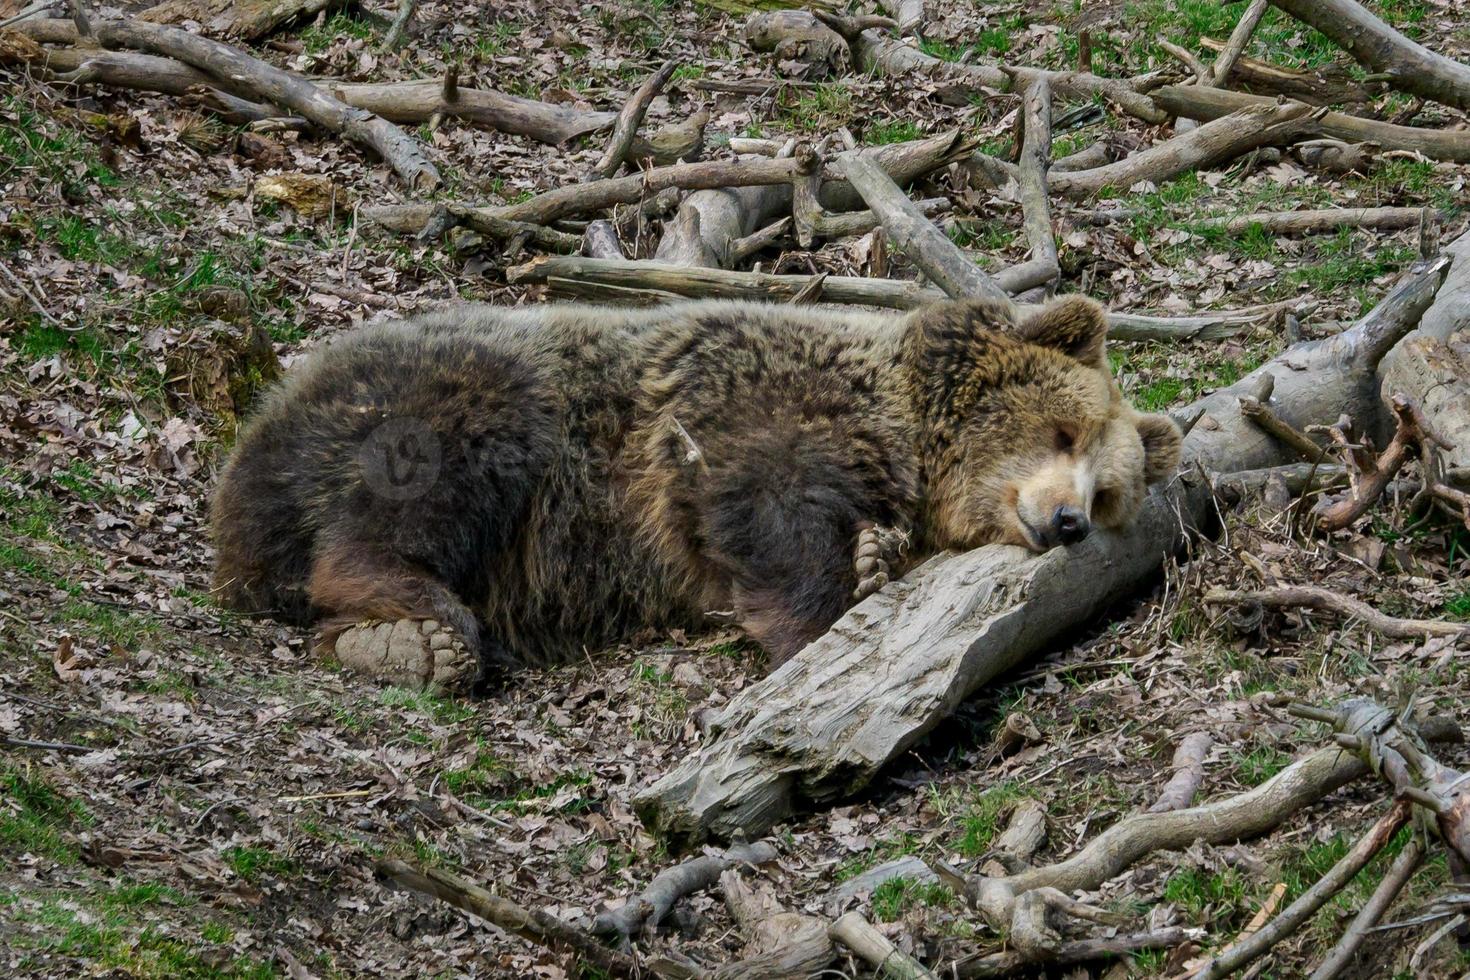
(1197, 206, 1432, 236)
(826, 857, 938, 911)
(137, 0, 338, 39)
(1198, 36, 1376, 105)
(631, 259, 1448, 848)
(829, 912, 937, 979)
(87, 19, 439, 190)
(382, 0, 415, 50)
(708, 871, 835, 980)
(844, 23, 1167, 124)
(360, 204, 580, 252)
(841, 153, 1012, 305)
(592, 60, 678, 179)
(1048, 100, 1321, 199)
(17, 22, 703, 161)
(1017, 80, 1058, 290)
(956, 928, 1196, 977)
(1194, 800, 1413, 980)
(1308, 837, 1426, 980)
(1151, 84, 1470, 163)
(1380, 331, 1470, 484)
(744, 9, 849, 76)
(592, 841, 778, 948)
(1148, 732, 1213, 813)
(1205, 586, 1470, 639)
(377, 860, 638, 976)
(581, 220, 627, 260)
(1209, 0, 1269, 86)
(1267, 0, 1470, 110)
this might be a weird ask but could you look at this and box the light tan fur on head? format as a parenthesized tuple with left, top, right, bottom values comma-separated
(904, 295, 1183, 553)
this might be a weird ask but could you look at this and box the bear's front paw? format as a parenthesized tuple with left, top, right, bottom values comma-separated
(329, 618, 476, 694)
(852, 525, 908, 601)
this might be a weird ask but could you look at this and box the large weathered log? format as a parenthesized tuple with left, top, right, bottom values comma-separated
(1197, 207, 1432, 236)
(137, 0, 338, 39)
(87, 19, 440, 190)
(632, 259, 1449, 847)
(1151, 84, 1470, 163)
(841, 153, 1013, 305)
(1267, 0, 1470, 110)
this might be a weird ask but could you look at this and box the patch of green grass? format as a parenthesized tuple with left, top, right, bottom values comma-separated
(1233, 744, 1292, 785)
(0, 764, 92, 865)
(1134, 377, 1186, 412)
(870, 877, 957, 922)
(834, 833, 926, 883)
(1444, 590, 1470, 620)
(376, 686, 476, 725)
(0, 96, 119, 190)
(949, 219, 1017, 253)
(952, 782, 1031, 858)
(1123, 0, 1338, 71)
(301, 12, 376, 54)
(1163, 865, 1250, 921)
(439, 742, 513, 801)
(864, 119, 922, 145)
(222, 845, 297, 883)
(630, 658, 691, 738)
(781, 83, 854, 133)
(671, 64, 705, 82)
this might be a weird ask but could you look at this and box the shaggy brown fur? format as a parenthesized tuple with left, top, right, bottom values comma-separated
(211, 296, 1181, 682)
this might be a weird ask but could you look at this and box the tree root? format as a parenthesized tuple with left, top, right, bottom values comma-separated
(1204, 585, 1470, 640)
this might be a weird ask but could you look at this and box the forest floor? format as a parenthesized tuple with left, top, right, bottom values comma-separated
(2, 0, 1469, 977)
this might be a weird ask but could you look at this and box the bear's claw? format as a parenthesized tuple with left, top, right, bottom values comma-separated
(330, 618, 476, 694)
(853, 525, 907, 601)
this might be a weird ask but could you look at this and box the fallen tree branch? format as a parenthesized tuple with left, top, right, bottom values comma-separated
(382, 0, 416, 50)
(632, 259, 1449, 848)
(591, 841, 778, 949)
(829, 911, 937, 979)
(840, 152, 1014, 305)
(1198, 36, 1378, 105)
(957, 928, 1198, 977)
(591, 60, 677, 179)
(1266, 0, 1470, 110)
(1017, 79, 1058, 290)
(1148, 731, 1213, 813)
(1313, 393, 1441, 531)
(1308, 836, 1426, 980)
(376, 860, 638, 977)
(1047, 100, 1321, 198)
(1194, 800, 1413, 980)
(709, 870, 835, 979)
(1204, 585, 1470, 640)
(1197, 206, 1434, 236)
(1151, 84, 1470, 163)
(83, 19, 438, 190)
(1209, 0, 1269, 86)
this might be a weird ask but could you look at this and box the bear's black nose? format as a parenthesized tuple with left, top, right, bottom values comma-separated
(1052, 505, 1090, 546)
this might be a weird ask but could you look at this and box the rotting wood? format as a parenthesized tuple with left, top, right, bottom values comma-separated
(1379, 331, 1470, 484)
(137, 0, 340, 40)
(1151, 84, 1470, 163)
(841, 153, 1013, 306)
(1267, 0, 1470, 110)
(85, 19, 440, 190)
(1198, 36, 1377, 105)
(1204, 585, 1470, 640)
(632, 261, 1449, 848)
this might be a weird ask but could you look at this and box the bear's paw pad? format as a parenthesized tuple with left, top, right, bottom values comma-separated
(853, 525, 908, 601)
(332, 618, 475, 694)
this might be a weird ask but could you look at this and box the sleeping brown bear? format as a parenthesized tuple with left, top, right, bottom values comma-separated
(210, 296, 1181, 692)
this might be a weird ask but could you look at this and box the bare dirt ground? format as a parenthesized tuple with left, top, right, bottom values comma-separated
(2, 0, 1469, 977)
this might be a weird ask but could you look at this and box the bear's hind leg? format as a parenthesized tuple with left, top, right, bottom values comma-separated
(307, 540, 483, 693)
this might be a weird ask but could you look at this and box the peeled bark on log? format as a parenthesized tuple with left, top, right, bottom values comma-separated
(631, 260, 1448, 847)
(1266, 0, 1470, 110)
(1379, 331, 1470, 483)
(88, 19, 440, 190)
(842, 153, 1013, 306)
(1048, 100, 1321, 199)
(830, 912, 937, 979)
(1198, 36, 1376, 105)
(137, 0, 339, 39)
(1197, 206, 1432, 236)
(1151, 84, 1470, 163)
(655, 185, 789, 267)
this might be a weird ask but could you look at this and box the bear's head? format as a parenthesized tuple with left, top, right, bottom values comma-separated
(902, 295, 1182, 553)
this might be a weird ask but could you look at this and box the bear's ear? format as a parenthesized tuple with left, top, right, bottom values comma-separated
(1016, 296, 1108, 368)
(1136, 413, 1183, 484)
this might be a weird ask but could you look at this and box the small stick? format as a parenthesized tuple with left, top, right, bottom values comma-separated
(1148, 732, 1213, 813)
(830, 911, 937, 979)
(591, 840, 777, 947)
(0, 261, 64, 327)
(0, 735, 93, 754)
(1239, 392, 1326, 461)
(1209, 0, 1269, 86)
(590, 60, 678, 180)
(1308, 836, 1425, 979)
(1204, 585, 1470, 639)
(377, 860, 638, 976)
(1159, 38, 1210, 83)
(1192, 800, 1412, 980)
(382, 0, 417, 50)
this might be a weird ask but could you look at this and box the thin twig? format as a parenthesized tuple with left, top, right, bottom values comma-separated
(1204, 585, 1470, 640)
